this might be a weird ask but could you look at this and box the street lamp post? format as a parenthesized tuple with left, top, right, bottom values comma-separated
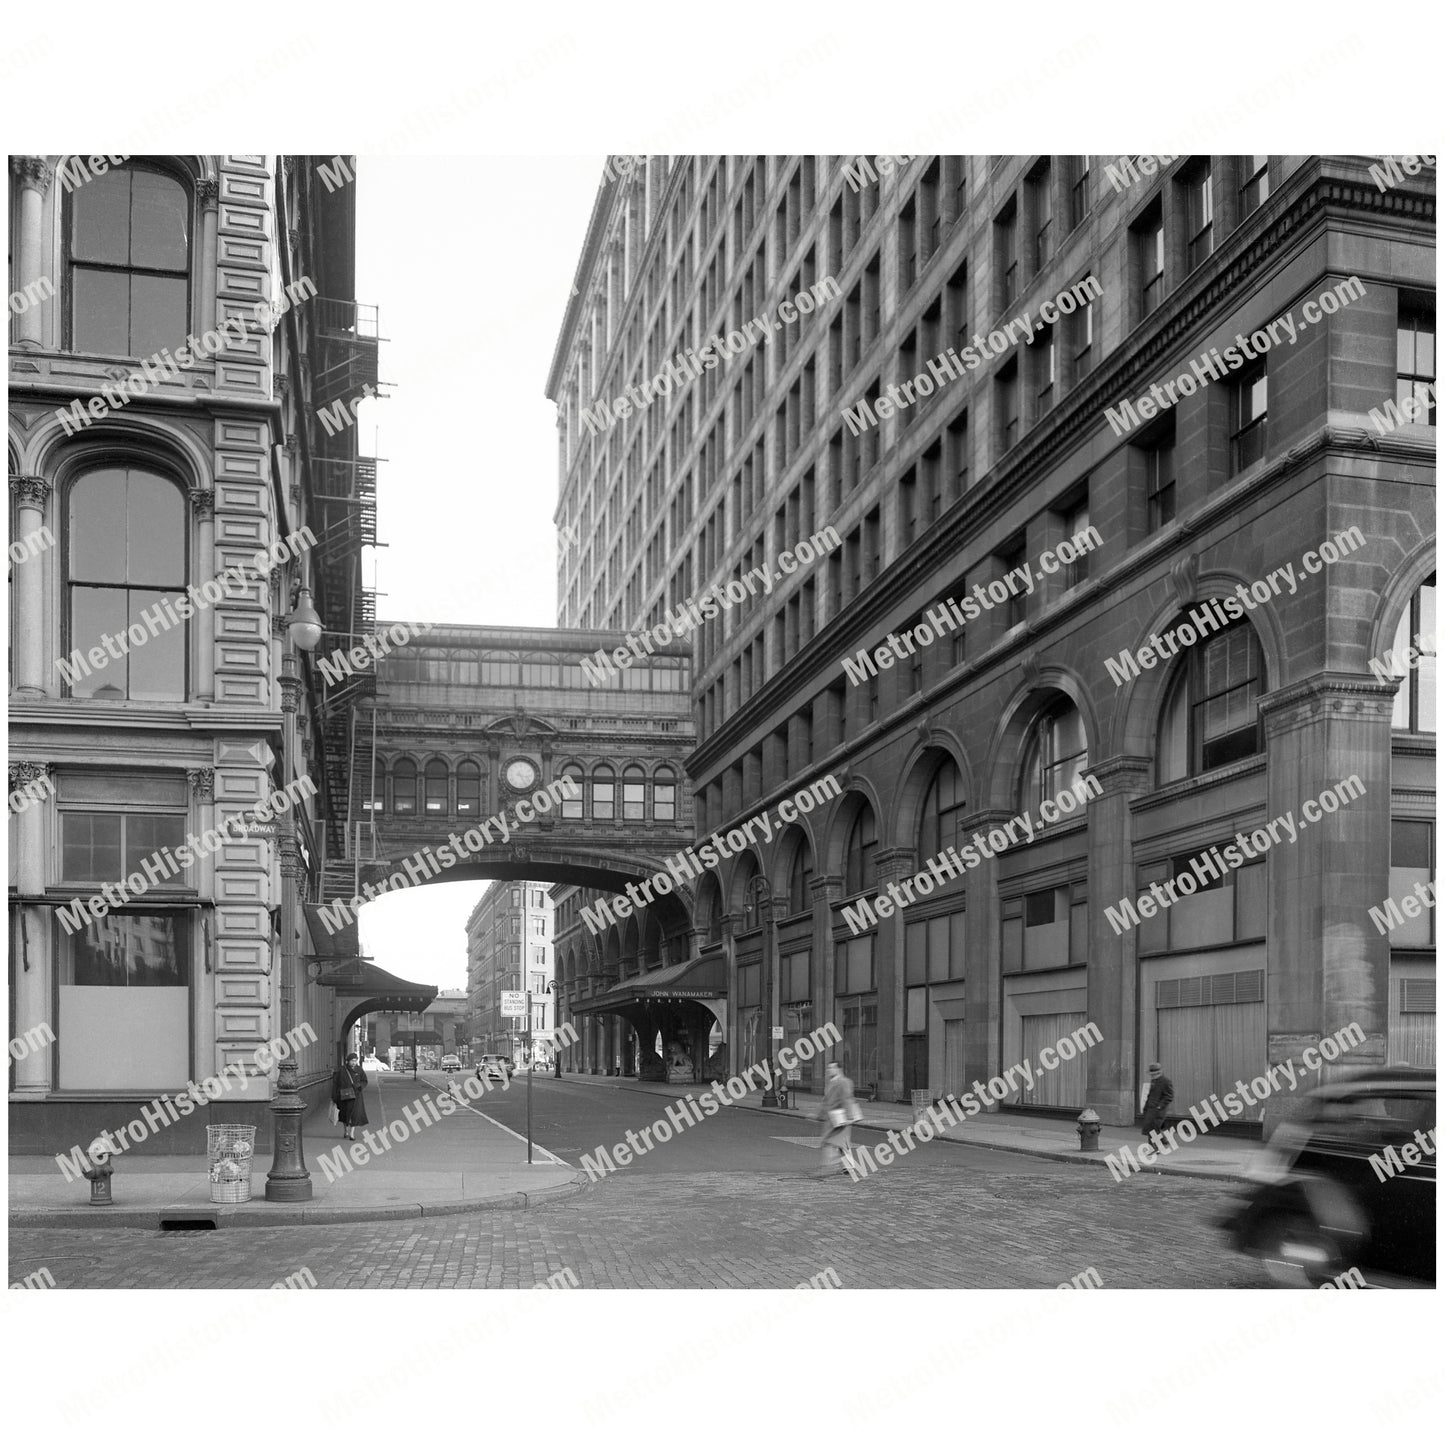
(266, 586, 322, 1202)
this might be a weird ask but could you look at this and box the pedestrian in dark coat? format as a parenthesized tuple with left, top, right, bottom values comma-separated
(332, 1053, 369, 1140)
(1140, 1062, 1174, 1137)
(813, 1062, 861, 1177)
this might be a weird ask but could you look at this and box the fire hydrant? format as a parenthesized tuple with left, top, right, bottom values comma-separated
(80, 1137, 115, 1205)
(1076, 1109, 1101, 1152)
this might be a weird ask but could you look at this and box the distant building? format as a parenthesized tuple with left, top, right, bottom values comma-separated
(367, 990, 468, 1068)
(466, 883, 556, 1063)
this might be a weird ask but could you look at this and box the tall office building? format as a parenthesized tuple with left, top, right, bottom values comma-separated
(466, 882, 556, 1064)
(547, 155, 1435, 1124)
(8, 155, 386, 1154)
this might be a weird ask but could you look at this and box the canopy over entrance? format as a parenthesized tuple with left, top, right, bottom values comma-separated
(570, 955, 726, 1083)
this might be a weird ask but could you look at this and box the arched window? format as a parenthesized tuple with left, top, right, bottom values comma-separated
(1020, 700, 1089, 817)
(843, 805, 878, 897)
(560, 763, 584, 818)
(787, 836, 814, 915)
(67, 161, 190, 357)
(66, 465, 186, 700)
(391, 759, 418, 815)
(1386, 577, 1436, 733)
(654, 768, 677, 821)
(622, 765, 646, 820)
(456, 761, 482, 816)
(736, 857, 765, 931)
(424, 760, 449, 815)
(1156, 622, 1264, 784)
(592, 766, 615, 820)
(919, 757, 966, 858)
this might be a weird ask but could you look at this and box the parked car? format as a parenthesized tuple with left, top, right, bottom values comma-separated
(476, 1054, 512, 1082)
(440, 1055, 461, 1073)
(1218, 1068, 1435, 1286)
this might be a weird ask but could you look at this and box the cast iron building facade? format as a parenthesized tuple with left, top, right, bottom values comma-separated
(547, 154, 1435, 1125)
(8, 155, 392, 1154)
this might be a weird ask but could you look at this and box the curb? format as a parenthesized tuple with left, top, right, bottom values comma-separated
(8, 1175, 584, 1230)
(839, 1117, 1249, 1183)
(474, 1076, 1253, 1184)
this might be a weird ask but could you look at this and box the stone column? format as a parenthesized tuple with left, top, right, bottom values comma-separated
(873, 848, 916, 1102)
(810, 874, 841, 1072)
(1260, 676, 1396, 1126)
(197, 178, 220, 337)
(960, 807, 1008, 1109)
(1084, 756, 1152, 1125)
(9, 157, 51, 349)
(9, 477, 52, 696)
(719, 914, 737, 1075)
(192, 490, 216, 700)
(9, 763, 53, 1094)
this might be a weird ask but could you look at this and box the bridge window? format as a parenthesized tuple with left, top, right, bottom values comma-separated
(654, 769, 677, 821)
(623, 766, 646, 820)
(424, 760, 449, 814)
(457, 761, 481, 815)
(560, 764, 584, 818)
(592, 767, 615, 820)
(392, 759, 418, 815)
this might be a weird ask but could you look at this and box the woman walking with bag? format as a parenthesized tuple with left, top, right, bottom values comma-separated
(813, 1061, 862, 1178)
(331, 1052, 369, 1142)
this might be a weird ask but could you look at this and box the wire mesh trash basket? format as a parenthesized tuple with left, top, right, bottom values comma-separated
(207, 1125, 256, 1204)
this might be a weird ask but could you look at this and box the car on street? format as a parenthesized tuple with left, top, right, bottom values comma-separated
(476, 1054, 512, 1082)
(362, 1056, 391, 1072)
(1217, 1067, 1435, 1286)
(440, 1054, 461, 1072)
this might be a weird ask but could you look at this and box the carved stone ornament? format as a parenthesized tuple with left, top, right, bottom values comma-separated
(10, 475, 51, 509)
(189, 488, 215, 518)
(1170, 552, 1199, 611)
(197, 178, 220, 208)
(188, 769, 215, 800)
(1018, 649, 1042, 692)
(10, 156, 53, 192)
(9, 761, 50, 790)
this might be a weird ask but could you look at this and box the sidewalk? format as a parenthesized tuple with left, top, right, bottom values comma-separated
(550, 1072, 1261, 1182)
(10, 1072, 579, 1229)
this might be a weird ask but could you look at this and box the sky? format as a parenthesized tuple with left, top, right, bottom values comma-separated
(347, 157, 605, 992)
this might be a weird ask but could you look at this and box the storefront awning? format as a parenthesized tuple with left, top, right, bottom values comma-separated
(569, 954, 726, 1015)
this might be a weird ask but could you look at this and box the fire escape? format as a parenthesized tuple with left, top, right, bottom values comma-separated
(304, 297, 384, 896)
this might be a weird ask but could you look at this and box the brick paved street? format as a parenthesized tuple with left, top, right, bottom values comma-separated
(9, 1163, 1261, 1289)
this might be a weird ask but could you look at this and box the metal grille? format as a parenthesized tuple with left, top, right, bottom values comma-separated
(1157, 969, 1264, 1009)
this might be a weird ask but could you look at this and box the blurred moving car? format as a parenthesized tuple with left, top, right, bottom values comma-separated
(475, 1054, 512, 1082)
(1218, 1068, 1435, 1286)
(362, 1056, 391, 1072)
(440, 1054, 461, 1073)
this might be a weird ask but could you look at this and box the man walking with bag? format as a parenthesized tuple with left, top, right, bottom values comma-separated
(813, 1061, 862, 1178)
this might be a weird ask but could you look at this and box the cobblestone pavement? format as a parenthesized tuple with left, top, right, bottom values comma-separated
(9, 1163, 1263, 1289)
